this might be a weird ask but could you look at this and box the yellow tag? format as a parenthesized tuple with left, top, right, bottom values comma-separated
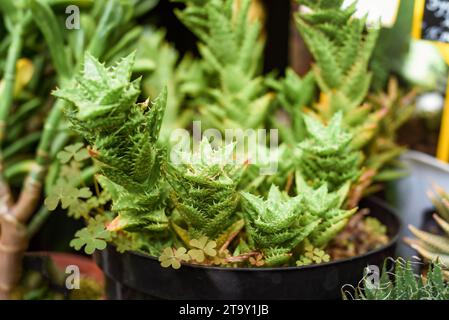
(413, 0, 449, 162)
(437, 80, 449, 162)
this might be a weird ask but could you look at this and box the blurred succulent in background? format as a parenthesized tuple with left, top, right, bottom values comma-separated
(174, 0, 273, 132)
(267, 0, 416, 205)
(266, 70, 315, 146)
(296, 0, 381, 143)
(359, 78, 416, 198)
(406, 186, 449, 278)
(133, 28, 196, 142)
(344, 258, 449, 300)
(369, 0, 414, 91)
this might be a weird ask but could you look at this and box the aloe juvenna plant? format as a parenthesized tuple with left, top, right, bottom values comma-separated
(54, 52, 170, 233)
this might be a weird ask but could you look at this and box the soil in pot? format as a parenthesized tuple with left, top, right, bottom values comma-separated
(95, 197, 400, 300)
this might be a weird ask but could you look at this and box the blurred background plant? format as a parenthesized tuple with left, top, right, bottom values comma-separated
(343, 258, 449, 300)
(405, 185, 449, 279)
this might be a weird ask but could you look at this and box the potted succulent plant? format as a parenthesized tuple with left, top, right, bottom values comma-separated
(47, 51, 399, 300)
(346, 186, 449, 301)
(0, 0, 415, 301)
(38, 0, 413, 300)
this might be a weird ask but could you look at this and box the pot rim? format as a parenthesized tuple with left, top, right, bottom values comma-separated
(401, 150, 449, 173)
(107, 196, 401, 272)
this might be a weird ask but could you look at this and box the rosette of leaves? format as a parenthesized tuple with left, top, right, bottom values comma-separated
(241, 185, 321, 266)
(174, 0, 273, 131)
(293, 0, 416, 203)
(168, 138, 242, 240)
(296, 174, 357, 248)
(267, 69, 315, 146)
(344, 258, 449, 300)
(363, 78, 416, 186)
(295, 0, 383, 150)
(134, 28, 198, 141)
(297, 112, 362, 192)
(406, 186, 449, 277)
(53, 52, 169, 232)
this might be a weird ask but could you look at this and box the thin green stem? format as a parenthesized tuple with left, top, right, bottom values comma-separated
(0, 16, 26, 202)
(0, 22, 24, 146)
(4, 160, 34, 180)
(29, 99, 65, 183)
(26, 206, 48, 238)
(3, 131, 41, 160)
(87, 0, 119, 58)
(8, 98, 41, 127)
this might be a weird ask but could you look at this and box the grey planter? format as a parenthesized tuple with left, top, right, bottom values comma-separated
(390, 150, 449, 258)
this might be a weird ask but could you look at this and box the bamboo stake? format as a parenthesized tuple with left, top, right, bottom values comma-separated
(436, 80, 449, 162)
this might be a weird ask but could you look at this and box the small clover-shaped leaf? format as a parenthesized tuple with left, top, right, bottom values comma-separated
(45, 179, 92, 211)
(305, 251, 314, 259)
(296, 257, 312, 266)
(57, 143, 90, 164)
(306, 248, 330, 264)
(249, 254, 265, 267)
(44, 179, 70, 210)
(174, 247, 190, 261)
(70, 223, 111, 254)
(67, 199, 90, 220)
(188, 236, 217, 262)
(44, 190, 61, 211)
(203, 241, 217, 256)
(188, 248, 205, 262)
(312, 249, 330, 264)
(159, 247, 189, 269)
(78, 187, 92, 198)
(189, 236, 209, 249)
(61, 161, 82, 179)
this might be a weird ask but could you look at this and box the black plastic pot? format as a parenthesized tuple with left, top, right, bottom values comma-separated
(94, 197, 400, 300)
